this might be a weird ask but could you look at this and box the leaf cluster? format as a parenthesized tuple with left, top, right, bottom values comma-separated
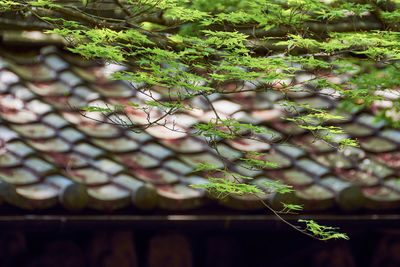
(3, 0, 400, 241)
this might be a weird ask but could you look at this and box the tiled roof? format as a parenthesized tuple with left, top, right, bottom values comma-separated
(1, 42, 400, 213)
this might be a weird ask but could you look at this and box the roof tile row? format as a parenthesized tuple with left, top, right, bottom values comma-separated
(0, 44, 399, 213)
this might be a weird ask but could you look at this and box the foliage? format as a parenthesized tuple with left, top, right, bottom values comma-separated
(2, 0, 400, 240)
(298, 219, 349, 240)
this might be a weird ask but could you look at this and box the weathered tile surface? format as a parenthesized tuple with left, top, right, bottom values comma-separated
(0, 43, 399, 213)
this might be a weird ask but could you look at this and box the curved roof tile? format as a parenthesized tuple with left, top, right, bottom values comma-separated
(0, 44, 399, 213)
